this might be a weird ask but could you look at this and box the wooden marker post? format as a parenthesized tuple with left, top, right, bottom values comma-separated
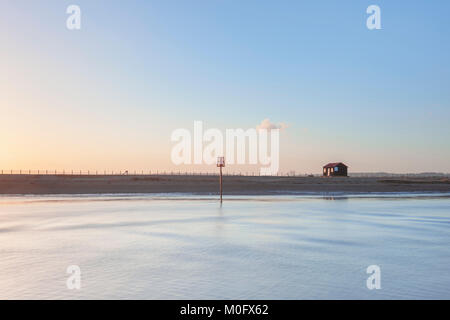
(217, 157, 225, 202)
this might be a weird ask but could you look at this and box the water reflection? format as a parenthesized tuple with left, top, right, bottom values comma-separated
(0, 194, 449, 299)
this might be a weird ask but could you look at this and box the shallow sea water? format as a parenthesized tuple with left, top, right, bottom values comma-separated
(0, 193, 449, 299)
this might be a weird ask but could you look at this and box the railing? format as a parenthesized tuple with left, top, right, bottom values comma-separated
(0, 169, 316, 177)
(1, 170, 447, 177)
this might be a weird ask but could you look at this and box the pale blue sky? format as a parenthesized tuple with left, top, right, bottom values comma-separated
(1, 1, 449, 173)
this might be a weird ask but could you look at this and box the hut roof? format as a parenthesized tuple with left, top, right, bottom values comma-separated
(323, 162, 347, 168)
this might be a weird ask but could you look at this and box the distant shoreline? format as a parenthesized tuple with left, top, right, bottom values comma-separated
(1, 174, 449, 195)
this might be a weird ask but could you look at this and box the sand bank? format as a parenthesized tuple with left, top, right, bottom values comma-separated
(1, 174, 449, 195)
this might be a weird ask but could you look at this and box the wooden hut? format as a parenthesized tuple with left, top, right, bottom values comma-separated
(323, 162, 348, 177)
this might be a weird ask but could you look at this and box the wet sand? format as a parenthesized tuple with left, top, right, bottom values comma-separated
(0, 174, 449, 195)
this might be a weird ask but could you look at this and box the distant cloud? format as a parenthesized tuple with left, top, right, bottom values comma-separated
(256, 119, 288, 131)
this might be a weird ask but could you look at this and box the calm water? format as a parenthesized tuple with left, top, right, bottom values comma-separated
(0, 193, 449, 299)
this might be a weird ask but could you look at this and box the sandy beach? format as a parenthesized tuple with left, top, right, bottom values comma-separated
(0, 174, 449, 195)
